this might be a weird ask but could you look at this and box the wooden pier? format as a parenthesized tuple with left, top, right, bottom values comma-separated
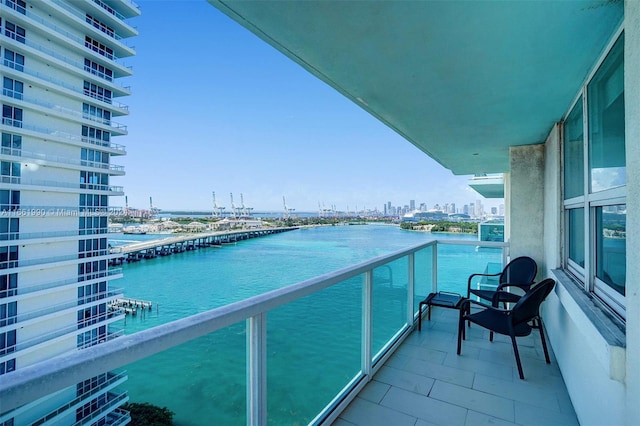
(109, 226, 298, 265)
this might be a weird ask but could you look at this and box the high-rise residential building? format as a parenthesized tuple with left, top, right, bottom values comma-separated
(0, 0, 138, 424)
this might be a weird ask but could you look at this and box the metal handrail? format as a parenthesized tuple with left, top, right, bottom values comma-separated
(0, 239, 507, 420)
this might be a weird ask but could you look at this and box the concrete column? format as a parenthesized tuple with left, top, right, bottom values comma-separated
(624, 1, 640, 424)
(508, 144, 545, 274)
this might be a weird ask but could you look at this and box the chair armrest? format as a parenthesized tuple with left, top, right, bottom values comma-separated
(467, 272, 501, 288)
(460, 297, 511, 313)
(496, 282, 532, 292)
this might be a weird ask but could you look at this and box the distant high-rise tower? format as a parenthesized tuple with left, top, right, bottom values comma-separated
(409, 199, 415, 211)
(0, 1, 138, 424)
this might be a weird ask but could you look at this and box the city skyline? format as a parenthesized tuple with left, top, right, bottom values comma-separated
(114, 1, 503, 213)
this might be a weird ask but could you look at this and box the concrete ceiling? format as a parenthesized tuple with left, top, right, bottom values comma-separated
(208, 0, 623, 175)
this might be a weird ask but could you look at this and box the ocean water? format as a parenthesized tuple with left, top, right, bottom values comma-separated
(111, 225, 500, 425)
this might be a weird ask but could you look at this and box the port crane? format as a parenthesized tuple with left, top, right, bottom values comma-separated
(240, 193, 253, 218)
(212, 192, 225, 218)
(230, 193, 238, 219)
(283, 196, 295, 219)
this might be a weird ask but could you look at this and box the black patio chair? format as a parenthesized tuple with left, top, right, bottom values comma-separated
(467, 256, 537, 307)
(457, 278, 556, 380)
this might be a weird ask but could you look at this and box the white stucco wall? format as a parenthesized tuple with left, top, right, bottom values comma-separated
(540, 121, 628, 424)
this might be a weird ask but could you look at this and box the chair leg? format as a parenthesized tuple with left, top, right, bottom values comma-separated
(510, 334, 525, 380)
(537, 317, 551, 364)
(457, 309, 465, 355)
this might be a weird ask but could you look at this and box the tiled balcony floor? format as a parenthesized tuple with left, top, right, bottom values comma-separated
(334, 307, 578, 426)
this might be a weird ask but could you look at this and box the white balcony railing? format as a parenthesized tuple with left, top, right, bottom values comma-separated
(0, 239, 507, 423)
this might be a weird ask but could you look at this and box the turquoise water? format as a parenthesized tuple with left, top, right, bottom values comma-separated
(112, 225, 500, 425)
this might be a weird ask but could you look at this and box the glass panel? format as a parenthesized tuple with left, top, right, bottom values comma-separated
(564, 96, 584, 199)
(414, 246, 434, 314)
(372, 257, 408, 358)
(568, 208, 585, 267)
(588, 34, 625, 193)
(595, 205, 626, 296)
(437, 244, 503, 295)
(120, 323, 247, 424)
(268, 277, 361, 424)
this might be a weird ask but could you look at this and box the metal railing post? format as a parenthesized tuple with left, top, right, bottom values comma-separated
(247, 313, 267, 426)
(362, 271, 373, 377)
(432, 243, 438, 293)
(408, 253, 415, 325)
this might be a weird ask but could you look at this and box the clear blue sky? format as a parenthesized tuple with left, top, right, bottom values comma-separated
(116, 0, 502, 213)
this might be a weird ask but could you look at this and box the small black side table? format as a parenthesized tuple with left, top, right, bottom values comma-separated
(418, 291, 463, 331)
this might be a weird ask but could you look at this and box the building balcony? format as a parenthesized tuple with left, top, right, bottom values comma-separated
(90, 0, 141, 21)
(0, 268, 123, 299)
(0, 22, 132, 80)
(0, 206, 121, 218)
(0, 250, 122, 273)
(0, 177, 124, 196)
(28, 372, 128, 426)
(0, 121, 127, 155)
(0, 92, 128, 134)
(0, 240, 578, 425)
(0, 147, 125, 175)
(1, 318, 124, 364)
(11, 288, 123, 326)
(1, 60, 129, 108)
(1, 0, 135, 62)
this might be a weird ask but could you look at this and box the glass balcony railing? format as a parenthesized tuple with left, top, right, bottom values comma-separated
(0, 119, 127, 151)
(1, 146, 125, 173)
(0, 240, 506, 424)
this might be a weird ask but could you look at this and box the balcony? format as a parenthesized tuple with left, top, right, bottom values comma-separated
(0, 240, 576, 424)
(0, 121, 127, 154)
(0, 146, 125, 175)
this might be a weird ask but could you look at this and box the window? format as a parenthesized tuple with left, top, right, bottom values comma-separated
(0, 358, 16, 375)
(0, 273, 17, 298)
(2, 105, 22, 128)
(3, 77, 23, 100)
(1, 133, 21, 155)
(78, 237, 108, 256)
(0, 161, 20, 184)
(80, 193, 108, 213)
(82, 103, 111, 125)
(80, 171, 109, 189)
(3, 49, 24, 72)
(81, 148, 110, 166)
(0, 301, 17, 326)
(0, 245, 18, 269)
(82, 125, 111, 146)
(85, 36, 113, 60)
(86, 15, 114, 37)
(0, 329, 16, 356)
(76, 325, 106, 349)
(84, 59, 113, 82)
(77, 303, 107, 328)
(562, 32, 626, 318)
(77, 373, 109, 396)
(4, 21, 25, 43)
(0, 218, 19, 240)
(6, 0, 26, 14)
(78, 260, 107, 282)
(78, 281, 107, 304)
(0, 190, 20, 211)
(83, 81, 112, 104)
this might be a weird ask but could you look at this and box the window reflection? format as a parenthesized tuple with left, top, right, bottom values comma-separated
(596, 205, 625, 296)
(564, 98, 584, 199)
(588, 35, 625, 193)
(568, 209, 585, 268)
